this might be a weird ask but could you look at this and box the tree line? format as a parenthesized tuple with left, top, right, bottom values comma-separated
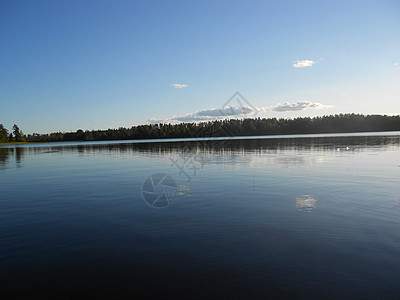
(8, 113, 397, 143)
(0, 124, 27, 143)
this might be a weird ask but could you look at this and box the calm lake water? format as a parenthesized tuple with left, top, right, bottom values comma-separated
(1, 132, 400, 298)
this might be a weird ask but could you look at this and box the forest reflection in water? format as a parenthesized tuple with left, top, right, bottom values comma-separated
(1, 134, 399, 170)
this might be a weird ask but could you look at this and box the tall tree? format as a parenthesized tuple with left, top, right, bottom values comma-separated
(0, 124, 9, 143)
(12, 124, 26, 142)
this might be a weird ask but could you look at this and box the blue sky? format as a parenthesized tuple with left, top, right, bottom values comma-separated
(1, 0, 399, 134)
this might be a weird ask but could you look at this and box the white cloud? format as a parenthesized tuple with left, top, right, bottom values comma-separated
(293, 60, 316, 68)
(171, 83, 188, 88)
(394, 62, 399, 67)
(149, 105, 258, 124)
(197, 106, 256, 117)
(149, 101, 332, 124)
(271, 101, 332, 112)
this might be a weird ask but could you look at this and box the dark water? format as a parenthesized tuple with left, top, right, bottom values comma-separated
(1, 133, 400, 298)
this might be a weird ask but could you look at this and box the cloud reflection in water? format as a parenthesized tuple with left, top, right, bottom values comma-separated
(296, 195, 318, 212)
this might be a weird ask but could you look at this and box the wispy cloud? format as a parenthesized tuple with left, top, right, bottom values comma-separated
(171, 83, 188, 88)
(394, 62, 399, 67)
(149, 101, 332, 124)
(271, 101, 332, 112)
(293, 60, 316, 68)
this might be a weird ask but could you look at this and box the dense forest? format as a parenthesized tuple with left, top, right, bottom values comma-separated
(1, 114, 400, 144)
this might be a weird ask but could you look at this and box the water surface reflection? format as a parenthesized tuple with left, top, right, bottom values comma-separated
(1, 133, 400, 297)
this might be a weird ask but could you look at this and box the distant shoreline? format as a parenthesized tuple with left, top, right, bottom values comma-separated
(0, 140, 82, 146)
(1, 130, 400, 147)
(2, 114, 400, 145)
(23, 114, 400, 144)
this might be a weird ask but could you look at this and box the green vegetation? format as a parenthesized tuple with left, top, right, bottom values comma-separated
(0, 124, 9, 143)
(1, 114, 399, 145)
(16, 113, 400, 143)
(0, 124, 27, 143)
(12, 124, 27, 142)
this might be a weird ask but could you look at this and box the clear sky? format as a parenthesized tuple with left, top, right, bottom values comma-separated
(1, 0, 399, 134)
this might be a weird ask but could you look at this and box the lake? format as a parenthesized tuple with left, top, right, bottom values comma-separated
(1, 132, 400, 298)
